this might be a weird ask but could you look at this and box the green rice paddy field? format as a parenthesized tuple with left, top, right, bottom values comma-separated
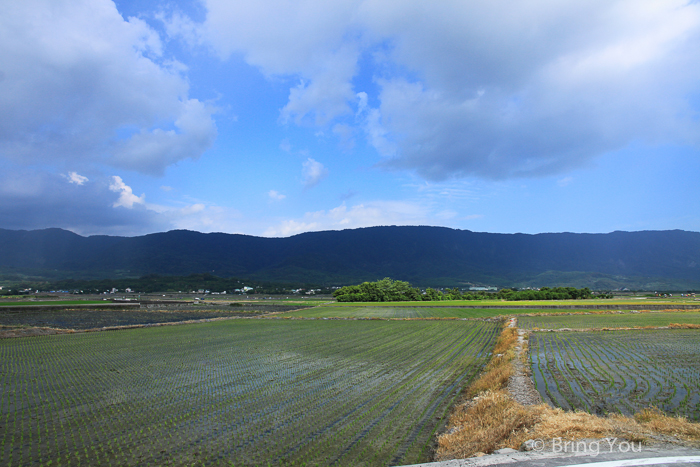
(0, 319, 499, 466)
(0, 301, 106, 307)
(325, 299, 688, 307)
(518, 311, 700, 330)
(529, 329, 700, 421)
(286, 306, 556, 319)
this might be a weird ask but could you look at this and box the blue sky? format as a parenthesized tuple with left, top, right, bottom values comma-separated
(1, 0, 699, 237)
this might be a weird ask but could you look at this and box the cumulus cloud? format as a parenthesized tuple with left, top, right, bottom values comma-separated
(195, 0, 360, 127)
(301, 158, 329, 187)
(268, 190, 286, 201)
(63, 172, 89, 185)
(0, 0, 216, 175)
(191, 0, 700, 180)
(109, 176, 145, 209)
(263, 200, 429, 237)
(164, 204, 245, 233)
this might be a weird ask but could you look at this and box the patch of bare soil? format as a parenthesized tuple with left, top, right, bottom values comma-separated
(0, 326, 73, 338)
(507, 327, 542, 406)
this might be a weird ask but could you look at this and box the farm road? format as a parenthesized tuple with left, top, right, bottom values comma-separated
(507, 318, 542, 406)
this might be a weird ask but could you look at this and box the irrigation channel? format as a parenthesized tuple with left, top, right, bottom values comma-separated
(0, 318, 499, 466)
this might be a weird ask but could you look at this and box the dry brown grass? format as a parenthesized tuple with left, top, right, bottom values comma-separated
(492, 326, 518, 355)
(467, 363, 513, 398)
(464, 325, 517, 397)
(437, 391, 540, 460)
(519, 333, 530, 366)
(635, 407, 700, 439)
(669, 323, 700, 329)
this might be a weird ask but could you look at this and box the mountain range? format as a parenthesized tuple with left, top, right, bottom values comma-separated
(1, 227, 699, 289)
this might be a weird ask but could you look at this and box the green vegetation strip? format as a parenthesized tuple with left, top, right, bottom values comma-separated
(530, 329, 700, 421)
(325, 299, 688, 307)
(520, 311, 700, 330)
(0, 319, 499, 466)
(0, 300, 106, 307)
(286, 306, 558, 319)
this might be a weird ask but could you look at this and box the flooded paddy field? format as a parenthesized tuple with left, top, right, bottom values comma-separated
(0, 304, 304, 331)
(519, 311, 700, 330)
(529, 329, 700, 420)
(0, 318, 499, 466)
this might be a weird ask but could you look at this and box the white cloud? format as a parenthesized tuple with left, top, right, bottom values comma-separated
(0, 0, 216, 175)
(263, 200, 429, 237)
(111, 98, 217, 175)
(279, 139, 292, 153)
(160, 185, 173, 192)
(64, 172, 88, 185)
(109, 176, 145, 209)
(188, 0, 700, 181)
(268, 190, 286, 201)
(165, 204, 245, 233)
(301, 158, 328, 187)
(557, 177, 574, 187)
(194, 0, 360, 127)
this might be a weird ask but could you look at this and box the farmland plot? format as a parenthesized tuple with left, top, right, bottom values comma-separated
(287, 306, 544, 319)
(519, 311, 700, 330)
(530, 329, 700, 420)
(0, 319, 498, 466)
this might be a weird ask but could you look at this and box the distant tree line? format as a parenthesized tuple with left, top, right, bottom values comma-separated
(13, 274, 331, 295)
(332, 278, 489, 302)
(495, 286, 597, 301)
(332, 279, 610, 302)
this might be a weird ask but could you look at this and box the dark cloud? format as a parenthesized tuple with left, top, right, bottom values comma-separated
(0, 170, 170, 236)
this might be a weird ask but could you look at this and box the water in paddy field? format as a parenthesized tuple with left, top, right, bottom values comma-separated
(530, 329, 700, 420)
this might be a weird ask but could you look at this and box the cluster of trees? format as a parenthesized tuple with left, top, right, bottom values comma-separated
(333, 278, 423, 302)
(496, 286, 595, 301)
(333, 279, 610, 302)
(333, 278, 494, 302)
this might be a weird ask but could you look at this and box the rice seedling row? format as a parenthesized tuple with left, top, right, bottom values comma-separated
(0, 307, 303, 331)
(529, 329, 700, 420)
(286, 306, 553, 319)
(0, 319, 499, 466)
(519, 311, 700, 330)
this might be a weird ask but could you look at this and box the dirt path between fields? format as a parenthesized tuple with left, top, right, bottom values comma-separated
(506, 319, 542, 406)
